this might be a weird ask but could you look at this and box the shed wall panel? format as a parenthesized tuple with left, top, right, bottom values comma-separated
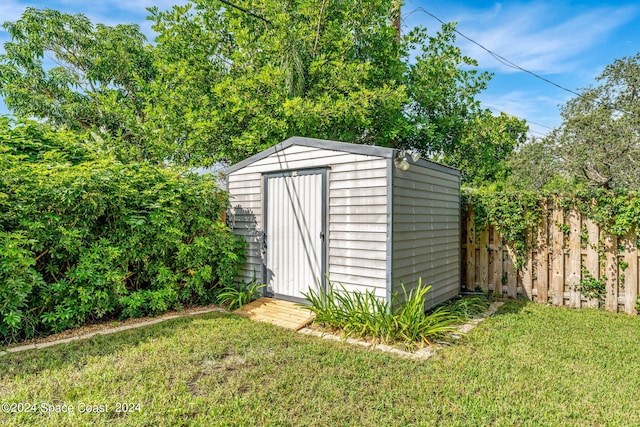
(327, 157, 388, 297)
(392, 162, 461, 308)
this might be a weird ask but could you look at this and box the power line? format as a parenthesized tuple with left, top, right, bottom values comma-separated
(482, 105, 552, 137)
(406, 7, 636, 117)
(214, 3, 555, 136)
(484, 105, 554, 130)
(217, 0, 271, 25)
(406, 7, 582, 98)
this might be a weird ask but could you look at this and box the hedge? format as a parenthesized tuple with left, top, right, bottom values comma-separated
(0, 118, 245, 344)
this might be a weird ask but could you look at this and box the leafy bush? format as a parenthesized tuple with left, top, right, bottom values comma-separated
(303, 278, 459, 346)
(218, 280, 265, 311)
(0, 232, 45, 342)
(0, 119, 245, 344)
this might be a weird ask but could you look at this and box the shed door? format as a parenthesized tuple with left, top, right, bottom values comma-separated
(264, 170, 326, 302)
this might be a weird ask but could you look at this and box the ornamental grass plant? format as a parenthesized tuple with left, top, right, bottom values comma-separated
(303, 278, 460, 346)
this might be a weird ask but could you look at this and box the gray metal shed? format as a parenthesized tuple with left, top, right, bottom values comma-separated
(224, 136, 461, 308)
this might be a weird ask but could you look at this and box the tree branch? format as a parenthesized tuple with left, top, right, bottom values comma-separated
(312, 0, 327, 57)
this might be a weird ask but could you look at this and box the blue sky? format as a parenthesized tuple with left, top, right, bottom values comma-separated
(1, 0, 639, 137)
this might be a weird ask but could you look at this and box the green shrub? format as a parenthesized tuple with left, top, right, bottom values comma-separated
(0, 118, 246, 344)
(303, 278, 459, 347)
(218, 279, 266, 311)
(0, 232, 45, 341)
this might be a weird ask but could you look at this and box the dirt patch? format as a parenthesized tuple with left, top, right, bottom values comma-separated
(189, 353, 249, 396)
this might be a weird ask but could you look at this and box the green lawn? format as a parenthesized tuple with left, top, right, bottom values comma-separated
(2, 299, 640, 426)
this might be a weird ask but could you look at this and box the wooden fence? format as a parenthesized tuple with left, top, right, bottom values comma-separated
(463, 205, 640, 314)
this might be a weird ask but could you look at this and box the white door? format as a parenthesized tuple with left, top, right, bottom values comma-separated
(264, 170, 325, 301)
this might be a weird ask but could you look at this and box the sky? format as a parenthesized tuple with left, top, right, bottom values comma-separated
(0, 0, 638, 137)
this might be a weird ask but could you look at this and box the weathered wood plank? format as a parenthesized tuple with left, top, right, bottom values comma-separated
(622, 234, 638, 315)
(491, 227, 503, 295)
(604, 234, 618, 312)
(536, 203, 549, 304)
(568, 210, 582, 308)
(551, 207, 565, 306)
(522, 234, 533, 300)
(505, 245, 517, 298)
(584, 218, 600, 308)
(479, 227, 489, 289)
(466, 212, 476, 290)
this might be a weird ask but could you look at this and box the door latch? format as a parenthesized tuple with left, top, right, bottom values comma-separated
(262, 232, 267, 253)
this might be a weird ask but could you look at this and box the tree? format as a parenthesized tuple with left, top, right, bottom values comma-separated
(510, 54, 640, 191)
(146, 0, 410, 164)
(446, 111, 527, 186)
(506, 137, 564, 191)
(556, 54, 640, 189)
(1, 1, 525, 182)
(0, 8, 157, 160)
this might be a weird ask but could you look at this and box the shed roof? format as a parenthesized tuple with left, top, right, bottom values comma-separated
(224, 136, 460, 176)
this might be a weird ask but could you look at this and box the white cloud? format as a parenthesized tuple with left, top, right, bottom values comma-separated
(478, 90, 569, 136)
(454, 2, 638, 74)
(0, 0, 28, 23)
(0, 0, 189, 46)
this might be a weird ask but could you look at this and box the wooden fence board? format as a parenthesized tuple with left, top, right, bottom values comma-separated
(623, 235, 638, 315)
(522, 242, 533, 300)
(568, 210, 582, 308)
(536, 205, 549, 304)
(479, 228, 489, 289)
(466, 210, 475, 290)
(463, 205, 638, 314)
(492, 227, 503, 295)
(505, 247, 517, 298)
(604, 235, 618, 312)
(584, 218, 600, 309)
(551, 208, 565, 306)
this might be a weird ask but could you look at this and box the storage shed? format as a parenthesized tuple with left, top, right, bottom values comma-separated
(225, 136, 461, 309)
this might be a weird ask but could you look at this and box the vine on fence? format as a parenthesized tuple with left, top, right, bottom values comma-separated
(578, 271, 606, 300)
(462, 187, 640, 271)
(462, 188, 542, 269)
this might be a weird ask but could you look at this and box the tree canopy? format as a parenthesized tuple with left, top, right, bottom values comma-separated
(509, 53, 640, 191)
(0, 1, 526, 184)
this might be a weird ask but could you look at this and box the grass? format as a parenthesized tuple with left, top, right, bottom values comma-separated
(2, 299, 640, 425)
(441, 294, 491, 320)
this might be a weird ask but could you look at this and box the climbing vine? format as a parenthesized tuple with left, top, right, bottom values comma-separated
(558, 189, 640, 238)
(462, 187, 640, 271)
(463, 188, 543, 269)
